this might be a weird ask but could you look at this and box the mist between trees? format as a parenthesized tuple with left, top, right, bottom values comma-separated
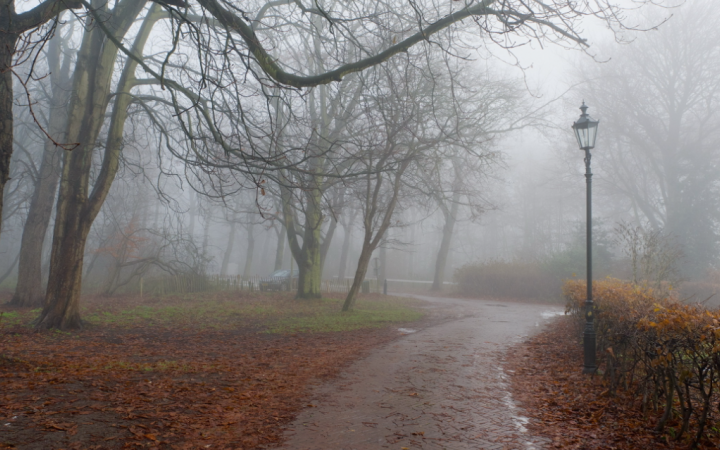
(0, 0, 718, 329)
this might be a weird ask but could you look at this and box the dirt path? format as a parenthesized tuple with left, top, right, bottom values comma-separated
(278, 295, 563, 450)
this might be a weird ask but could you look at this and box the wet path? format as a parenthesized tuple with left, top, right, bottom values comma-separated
(278, 295, 562, 450)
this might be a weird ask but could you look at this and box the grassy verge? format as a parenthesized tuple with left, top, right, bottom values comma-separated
(1, 291, 425, 333)
(267, 296, 424, 333)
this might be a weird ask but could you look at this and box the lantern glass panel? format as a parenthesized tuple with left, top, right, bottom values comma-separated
(573, 119, 599, 149)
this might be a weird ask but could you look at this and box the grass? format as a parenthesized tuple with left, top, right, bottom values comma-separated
(1, 292, 425, 334)
(267, 298, 424, 333)
(0, 310, 39, 327)
(81, 297, 284, 327)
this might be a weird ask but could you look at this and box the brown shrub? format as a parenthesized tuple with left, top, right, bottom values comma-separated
(564, 278, 720, 447)
(453, 259, 562, 300)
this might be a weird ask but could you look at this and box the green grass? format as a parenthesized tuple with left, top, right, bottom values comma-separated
(3, 293, 425, 334)
(83, 300, 280, 327)
(267, 298, 424, 333)
(0, 310, 41, 327)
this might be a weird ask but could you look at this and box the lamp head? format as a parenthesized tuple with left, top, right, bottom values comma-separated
(572, 101, 599, 150)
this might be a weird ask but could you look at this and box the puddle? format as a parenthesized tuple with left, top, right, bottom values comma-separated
(397, 328, 417, 334)
(497, 366, 541, 449)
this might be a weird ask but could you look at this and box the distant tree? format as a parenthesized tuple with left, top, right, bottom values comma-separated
(614, 220, 683, 292)
(341, 52, 499, 310)
(580, 0, 720, 275)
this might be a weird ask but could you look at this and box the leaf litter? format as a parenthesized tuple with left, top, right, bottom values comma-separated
(505, 316, 720, 449)
(0, 292, 424, 449)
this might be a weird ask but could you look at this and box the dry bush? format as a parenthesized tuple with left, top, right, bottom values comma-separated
(564, 279, 720, 447)
(453, 259, 561, 300)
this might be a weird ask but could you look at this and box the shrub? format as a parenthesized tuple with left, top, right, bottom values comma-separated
(564, 278, 720, 447)
(454, 259, 561, 300)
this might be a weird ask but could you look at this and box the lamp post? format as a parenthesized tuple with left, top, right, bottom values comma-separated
(572, 101, 599, 374)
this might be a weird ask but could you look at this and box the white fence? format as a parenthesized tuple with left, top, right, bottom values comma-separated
(88, 274, 450, 297)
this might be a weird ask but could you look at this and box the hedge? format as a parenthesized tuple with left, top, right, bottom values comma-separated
(564, 279, 720, 448)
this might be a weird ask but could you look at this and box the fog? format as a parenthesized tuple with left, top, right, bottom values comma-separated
(0, 0, 718, 326)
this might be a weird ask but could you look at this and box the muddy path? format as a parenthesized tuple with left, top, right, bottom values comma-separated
(278, 295, 563, 450)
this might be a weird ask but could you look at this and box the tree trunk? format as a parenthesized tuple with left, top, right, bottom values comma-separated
(202, 211, 211, 257)
(36, 189, 91, 329)
(408, 224, 415, 278)
(338, 218, 354, 280)
(11, 35, 70, 307)
(0, 251, 20, 285)
(379, 243, 387, 283)
(431, 191, 459, 291)
(296, 189, 323, 299)
(320, 213, 338, 270)
(0, 31, 18, 239)
(341, 157, 409, 311)
(188, 191, 197, 238)
(242, 222, 255, 280)
(36, 2, 158, 330)
(342, 232, 373, 312)
(273, 223, 285, 271)
(11, 139, 64, 306)
(220, 217, 237, 276)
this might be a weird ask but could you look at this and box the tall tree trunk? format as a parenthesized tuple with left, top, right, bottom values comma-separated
(202, 210, 210, 257)
(296, 188, 323, 298)
(379, 243, 387, 282)
(431, 191, 460, 291)
(0, 251, 20, 285)
(342, 158, 409, 311)
(220, 215, 238, 276)
(0, 31, 18, 239)
(11, 34, 71, 307)
(11, 133, 64, 306)
(338, 216, 354, 280)
(320, 213, 337, 270)
(342, 233, 373, 311)
(36, 2, 158, 330)
(188, 191, 197, 238)
(408, 224, 415, 278)
(242, 222, 255, 280)
(37, 19, 105, 328)
(273, 223, 285, 271)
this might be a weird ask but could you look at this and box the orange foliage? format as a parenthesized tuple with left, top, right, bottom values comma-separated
(563, 278, 720, 447)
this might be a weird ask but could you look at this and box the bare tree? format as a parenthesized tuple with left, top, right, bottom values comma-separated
(614, 220, 684, 293)
(341, 56, 448, 311)
(581, 0, 720, 274)
(11, 21, 74, 307)
(37, 3, 166, 329)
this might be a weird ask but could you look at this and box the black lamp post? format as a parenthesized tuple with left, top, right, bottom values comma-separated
(572, 101, 599, 374)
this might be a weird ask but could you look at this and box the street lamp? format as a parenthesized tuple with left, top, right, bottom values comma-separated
(572, 101, 599, 374)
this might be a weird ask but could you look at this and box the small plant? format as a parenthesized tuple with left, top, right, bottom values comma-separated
(613, 221, 684, 295)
